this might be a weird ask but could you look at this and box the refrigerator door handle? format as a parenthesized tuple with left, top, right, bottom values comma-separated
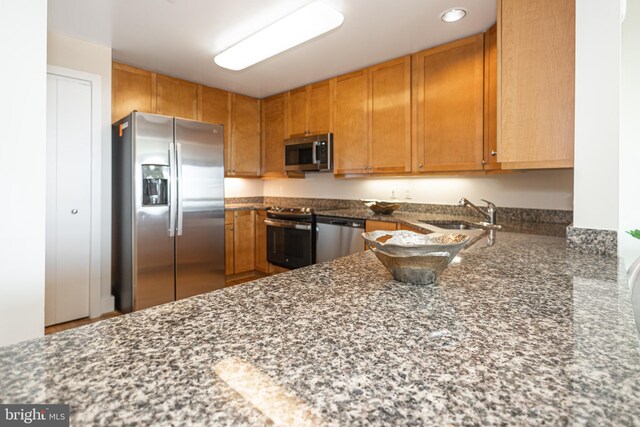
(168, 142, 177, 237)
(176, 142, 184, 236)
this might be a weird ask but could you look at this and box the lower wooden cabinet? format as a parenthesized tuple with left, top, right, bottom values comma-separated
(226, 209, 280, 278)
(224, 221, 234, 275)
(255, 210, 269, 273)
(365, 220, 398, 232)
(233, 210, 256, 274)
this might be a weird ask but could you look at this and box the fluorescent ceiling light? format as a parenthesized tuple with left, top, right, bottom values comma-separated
(214, 1, 344, 71)
(441, 8, 467, 23)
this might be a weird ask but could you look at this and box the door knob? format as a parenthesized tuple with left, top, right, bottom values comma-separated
(71, 209, 78, 214)
(491, 151, 497, 156)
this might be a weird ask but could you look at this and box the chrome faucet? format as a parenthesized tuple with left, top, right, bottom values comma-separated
(459, 197, 502, 246)
(458, 197, 498, 225)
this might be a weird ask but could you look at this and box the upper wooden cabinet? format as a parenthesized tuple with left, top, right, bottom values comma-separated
(199, 85, 230, 165)
(483, 25, 500, 171)
(285, 80, 333, 137)
(369, 57, 412, 174)
(112, 63, 155, 123)
(155, 75, 198, 120)
(333, 57, 412, 175)
(498, 0, 575, 169)
(333, 70, 370, 174)
(412, 34, 484, 172)
(229, 93, 261, 177)
(261, 93, 286, 177)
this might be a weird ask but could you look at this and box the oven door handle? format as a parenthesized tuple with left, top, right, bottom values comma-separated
(265, 218, 312, 231)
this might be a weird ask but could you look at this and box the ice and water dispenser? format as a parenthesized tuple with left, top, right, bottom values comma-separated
(141, 165, 169, 206)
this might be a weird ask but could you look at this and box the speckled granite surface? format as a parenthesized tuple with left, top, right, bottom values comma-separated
(264, 197, 573, 224)
(224, 203, 269, 211)
(1, 232, 638, 425)
(319, 208, 569, 238)
(566, 226, 618, 257)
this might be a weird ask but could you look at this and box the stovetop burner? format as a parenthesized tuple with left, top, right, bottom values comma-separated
(268, 206, 314, 215)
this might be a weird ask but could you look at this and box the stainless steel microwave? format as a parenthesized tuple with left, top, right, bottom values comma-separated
(284, 133, 333, 172)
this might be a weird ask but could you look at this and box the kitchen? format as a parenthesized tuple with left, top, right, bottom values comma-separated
(1, 0, 640, 425)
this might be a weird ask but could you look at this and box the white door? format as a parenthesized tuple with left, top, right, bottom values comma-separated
(45, 73, 92, 326)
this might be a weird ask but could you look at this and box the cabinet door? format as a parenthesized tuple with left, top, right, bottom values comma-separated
(233, 210, 256, 274)
(483, 25, 500, 171)
(255, 210, 268, 273)
(225, 212, 234, 275)
(156, 75, 198, 120)
(369, 57, 412, 173)
(261, 94, 286, 177)
(413, 34, 484, 172)
(112, 62, 155, 123)
(230, 94, 261, 176)
(333, 70, 370, 174)
(200, 86, 230, 169)
(286, 87, 308, 137)
(308, 80, 333, 134)
(499, 0, 575, 169)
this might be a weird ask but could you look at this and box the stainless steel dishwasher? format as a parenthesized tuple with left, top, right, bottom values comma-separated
(315, 215, 366, 263)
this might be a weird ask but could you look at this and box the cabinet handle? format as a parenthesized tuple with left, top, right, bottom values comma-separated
(418, 163, 423, 168)
(491, 151, 497, 156)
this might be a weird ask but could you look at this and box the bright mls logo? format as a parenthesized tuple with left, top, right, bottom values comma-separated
(0, 405, 69, 426)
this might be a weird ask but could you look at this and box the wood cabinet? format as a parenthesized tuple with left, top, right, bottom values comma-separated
(232, 210, 256, 274)
(261, 93, 286, 177)
(226, 209, 283, 277)
(498, 0, 575, 169)
(483, 25, 500, 171)
(255, 210, 269, 273)
(199, 85, 230, 152)
(412, 34, 485, 172)
(112, 62, 155, 123)
(224, 212, 234, 275)
(333, 70, 369, 174)
(285, 80, 333, 137)
(369, 57, 412, 173)
(155, 75, 198, 120)
(365, 220, 398, 232)
(229, 93, 261, 176)
(333, 57, 411, 175)
(111, 63, 262, 178)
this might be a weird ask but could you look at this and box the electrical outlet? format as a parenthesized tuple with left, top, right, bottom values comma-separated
(405, 189, 412, 200)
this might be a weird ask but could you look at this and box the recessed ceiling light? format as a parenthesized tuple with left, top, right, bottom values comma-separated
(214, 1, 344, 71)
(441, 8, 467, 23)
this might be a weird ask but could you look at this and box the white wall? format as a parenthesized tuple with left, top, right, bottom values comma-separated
(573, 0, 621, 230)
(264, 169, 574, 210)
(47, 32, 115, 313)
(620, 0, 640, 267)
(225, 178, 264, 198)
(0, 0, 48, 347)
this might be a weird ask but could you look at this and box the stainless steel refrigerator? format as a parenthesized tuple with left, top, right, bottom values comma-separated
(112, 112, 225, 312)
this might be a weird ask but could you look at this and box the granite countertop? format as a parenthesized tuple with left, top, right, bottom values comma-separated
(224, 203, 269, 211)
(318, 208, 569, 238)
(2, 232, 639, 425)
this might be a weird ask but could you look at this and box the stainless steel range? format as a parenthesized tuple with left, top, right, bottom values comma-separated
(265, 207, 315, 269)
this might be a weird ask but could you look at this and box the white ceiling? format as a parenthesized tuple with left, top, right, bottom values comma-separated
(48, 0, 497, 98)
